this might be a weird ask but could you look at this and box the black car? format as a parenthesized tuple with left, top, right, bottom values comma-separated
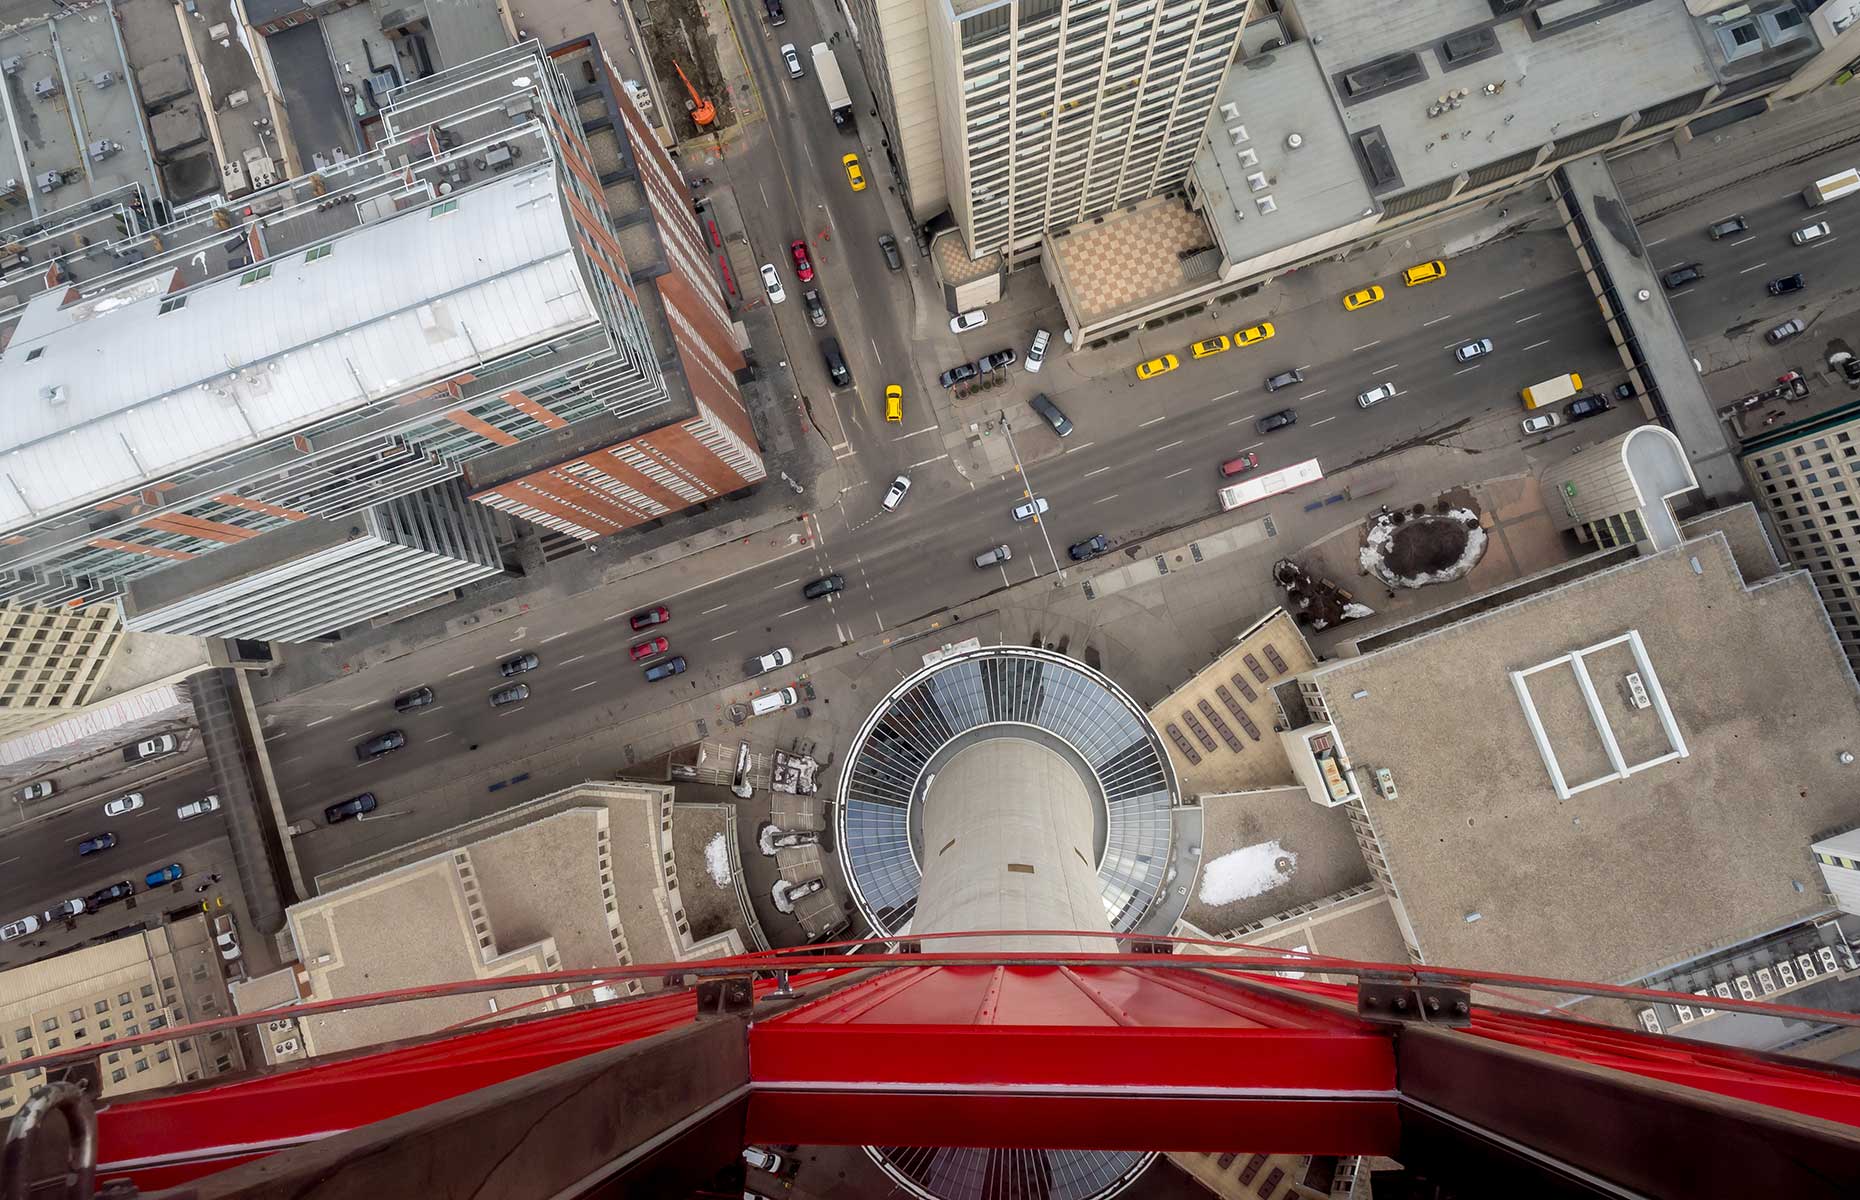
(1614, 382, 1637, 402)
(1767, 272, 1806, 296)
(1706, 214, 1747, 240)
(878, 233, 903, 271)
(1068, 534, 1110, 562)
(820, 338, 852, 388)
(764, 0, 784, 24)
(939, 362, 978, 389)
(1565, 394, 1614, 422)
(1256, 409, 1297, 434)
(490, 683, 530, 707)
(499, 652, 540, 677)
(803, 289, 826, 328)
(1662, 263, 1703, 289)
(77, 832, 117, 857)
(394, 686, 435, 713)
(803, 574, 845, 599)
(977, 348, 1017, 373)
(86, 881, 135, 910)
(644, 655, 688, 682)
(325, 792, 378, 824)
(355, 729, 407, 761)
(1265, 368, 1304, 392)
(1029, 392, 1072, 437)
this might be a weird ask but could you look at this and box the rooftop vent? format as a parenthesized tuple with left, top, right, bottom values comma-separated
(1256, 195, 1277, 214)
(1286, 132, 1304, 150)
(1236, 148, 1258, 168)
(40, 384, 66, 406)
(1228, 123, 1250, 146)
(1219, 102, 1240, 120)
(1247, 172, 1269, 193)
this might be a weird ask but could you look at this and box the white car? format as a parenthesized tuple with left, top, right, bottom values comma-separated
(949, 309, 988, 334)
(1357, 381, 1396, 408)
(0, 915, 41, 942)
(1026, 328, 1050, 373)
(1791, 220, 1831, 246)
(15, 780, 53, 803)
(176, 794, 221, 821)
(104, 792, 145, 817)
(1011, 497, 1050, 522)
(779, 42, 803, 79)
(881, 474, 912, 512)
(1454, 338, 1493, 362)
(747, 647, 794, 676)
(743, 1146, 787, 1174)
(759, 264, 785, 305)
(1522, 412, 1561, 435)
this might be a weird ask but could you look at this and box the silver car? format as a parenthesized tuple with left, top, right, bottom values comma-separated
(1454, 338, 1493, 362)
(880, 474, 912, 512)
(1011, 497, 1049, 522)
(1357, 381, 1396, 408)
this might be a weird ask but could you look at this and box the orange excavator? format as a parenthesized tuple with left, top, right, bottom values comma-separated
(672, 60, 715, 128)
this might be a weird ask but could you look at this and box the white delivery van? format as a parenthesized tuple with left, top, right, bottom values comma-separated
(750, 687, 800, 717)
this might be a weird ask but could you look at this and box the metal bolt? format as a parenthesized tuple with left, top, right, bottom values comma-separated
(1424, 995, 1441, 1013)
(1454, 1000, 1471, 1016)
(1392, 995, 1410, 1012)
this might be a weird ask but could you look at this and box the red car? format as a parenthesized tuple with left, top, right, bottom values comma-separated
(629, 606, 670, 631)
(790, 239, 814, 283)
(630, 636, 668, 662)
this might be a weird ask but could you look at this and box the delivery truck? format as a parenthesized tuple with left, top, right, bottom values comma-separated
(812, 43, 853, 129)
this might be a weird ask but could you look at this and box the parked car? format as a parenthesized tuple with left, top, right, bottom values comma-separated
(1343, 286, 1384, 311)
(1068, 534, 1110, 561)
(1191, 336, 1231, 359)
(1264, 368, 1304, 392)
(1221, 452, 1259, 477)
(1234, 322, 1275, 346)
(939, 362, 978, 388)
(41, 899, 84, 923)
(842, 153, 866, 191)
(820, 337, 852, 387)
(1661, 263, 1703, 289)
(629, 605, 671, 631)
(1768, 272, 1806, 296)
(744, 1146, 787, 1174)
(1401, 260, 1445, 286)
(394, 686, 436, 713)
(803, 574, 846, 599)
(1522, 411, 1561, 435)
(214, 913, 240, 963)
(789, 239, 814, 282)
(1792, 220, 1832, 246)
(325, 793, 378, 823)
(747, 647, 794, 676)
(0, 915, 41, 942)
(86, 881, 135, 910)
(977, 347, 1017, 373)
(630, 636, 669, 661)
(176, 795, 221, 821)
(949, 309, 987, 333)
(763, 0, 784, 24)
(779, 42, 803, 79)
(644, 655, 688, 682)
(1026, 329, 1050, 372)
(1255, 409, 1297, 433)
(500, 652, 540, 677)
(15, 780, 53, 803)
(1767, 317, 1807, 344)
(758, 263, 785, 304)
(144, 863, 185, 887)
(1136, 354, 1179, 380)
(104, 792, 144, 817)
(880, 474, 911, 512)
(124, 734, 179, 762)
(77, 832, 117, 856)
(803, 289, 826, 327)
(974, 545, 1012, 568)
(1565, 394, 1614, 422)
(1010, 497, 1049, 522)
(1454, 338, 1493, 362)
(1706, 214, 1748, 240)
(355, 730, 407, 761)
(1029, 392, 1072, 437)
(878, 233, 903, 270)
(1357, 381, 1396, 408)
(489, 683, 530, 707)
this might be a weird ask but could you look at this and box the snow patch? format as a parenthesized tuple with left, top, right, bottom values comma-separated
(703, 833, 732, 888)
(771, 879, 796, 914)
(1341, 602, 1377, 620)
(1199, 841, 1298, 906)
(1360, 507, 1487, 588)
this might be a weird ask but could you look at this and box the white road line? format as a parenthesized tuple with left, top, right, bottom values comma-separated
(1643, 236, 1667, 248)
(1084, 465, 1113, 478)
(603, 612, 629, 622)
(447, 665, 475, 676)
(1452, 364, 1484, 376)
(1442, 340, 1467, 350)
(572, 680, 601, 692)
(1296, 363, 1313, 371)
(1165, 467, 1193, 479)
(1738, 261, 1768, 275)
(1668, 287, 1695, 299)
(835, 448, 859, 460)
(1310, 415, 1337, 427)
(1154, 439, 1184, 453)
(1211, 388, 1240, 402)
(1372, 363, 1399, 374)
(1227, 416, 1255, 426)
(305, 716, 332, 728)
(276, 755, 301, 767)
(910, 453, 950, 468)
(1819, 236, 1839, 246)
(1729, 235, 1756, 247)
(711, 629, 738, 641)
(701, 603, 729, 615)
(427, 731, 454, 742)
(1522, 339, 1551, 352)
(1242, 441, 1264, 451)
(1063, 441, 1097, 454)
(777, 604, 809, 618)
(349, 702, 370, 711)
(1095, 494, 1120, 504)
(1499, 288, 1527, 300)
(891, 425, 937, 441)
(1514, 312, 1542, 324)
(1351, 340, 1380, 352)
(1422, 314, 1455, 327)
(870, 336, 884, 367)
(540, 630, 570, 644)
(559, 654, 586, 666)
(1138, 415, 1167, 428)
(773, 578, 801, 590)
(1298, 389, 1327, 400)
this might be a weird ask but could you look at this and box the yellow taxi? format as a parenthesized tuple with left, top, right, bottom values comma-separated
(1343, 286, 1385, 311)
(842, 153, 867, 192)
(1402, 259, 1445, 286)
(1234, 321, 1276, 346)
(884, 384, 903, 423)
(1136, 354, 1179, 381)
(1190, 335, 1232, 359)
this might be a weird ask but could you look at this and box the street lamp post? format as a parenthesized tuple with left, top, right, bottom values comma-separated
(998, 412, 1064, 580)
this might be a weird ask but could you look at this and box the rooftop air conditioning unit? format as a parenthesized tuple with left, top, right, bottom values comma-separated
(1, 57, 21, 75)
(1636, 1008, 1662, 1035)
(40, 384, 66, 406)
(273, 1038, 299, 1055)
(1624, 672, 1650, 709)
(92, 71, 115, 90)
(1673, 1004, 1695, 1024)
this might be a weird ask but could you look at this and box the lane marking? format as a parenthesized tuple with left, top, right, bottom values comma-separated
(772, 578, 801, 590)
(777, 604, 809, 618)
(1372, 363, 1399, 374)
(572, 680, 601, 692)
(1165, 467, 1193, 479)
(305, 716, 332, 728)
(1422, 314, 1455, 327)
(1310, 415, 1337, 427)
(1738, 261, 1768, 275)
(711, 630, 738, 641)
(1351, 340, 1380, 352)
(1452, 365, 1484, 376)
(540, 630, 570, 644)
(1084, 465, 1113, 478)
(909, 453, 949, 468)
(1514, 312, 1542, 324)
(1499, 287, 1527, 300)
(1728, 235, 1756, 247)
(559, 654, 586, 666)
(701, 603, 729, 615)
(603, 611, 630, 622)
(1154, 439, 1183, 453)
(1210, 388, 1239, 402)
(1642, 236, 1667, 248)
(1521, 339, 1551, 351)
(447, 665, 475, 676)
(427, 731, 454, 742)
(1297, 389, 1327, 400)
(1227, 416, 1254, 426)
(1242, 441, 1264, 451)
(1295, 363, 1313, 370)
(1094, 494, 1120, 504)
(1668, 287, 1695, 299)
(1063, 441, 1097, 454)
(1138, 415, 1167, 428)
(349, 702, 370, 712)
(891, 425, 937, 441)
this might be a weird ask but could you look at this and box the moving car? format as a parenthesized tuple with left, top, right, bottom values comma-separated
(1768, 272, 1806, 296)
(878, 233, 902, 270)
(803, 289, 826, 327)
(1454, 338, 1493, 362)
(820, 338, 852, 387)
(1565, 394, 1614, 422)
(1264, 368, 1304, 392)
(949, 310, 987, 333)
(1255, 409, 1297, 434)
(489, 683, 530, 708)
(325, 793, 378, 823)
(759, 264, 785, 304)
(884, 384, 903, 423)
(1010, 497, 1049, 522)
(0, 915, 41, 942)
(744, 1146, 787, 1175)
(802, 574, 846, 599)
(1521, 411, 1561, 435)
(1343, 285, 1384, 311)
(1026, 329, 1050, 372)
(77, 832, 117, 856)
(1706, 214, 1748, 240)
(1068, 534, 1110, 561)
(747, 647, 794, 676)
(1661, 263, 1703, 289)
(763, 0, 784, 24)
(779, 42, 803, 79)
(394, 686, 436, 713)
(1220, 451, 1259, 478)
(789, 239, 814, 282)
(104, 793, 144, 817)
(125, 734, 179, 762)
(643, 655, 688, 682)
(1136, 354, 1179, 380)
(842, 153, 866, 191)
(1030, 392, 1072, 437)
(15, 780, 52, 803)
(86, 881, 134, 910)
(880, 474, 912, 512)
(1401, 260, 1445, 286)
(500, 652, 540, 677)
(1357, 381, 1396, 408)
(1767, 317, 1807, 344)
(938, 362, 978, 388)
(976, 347, 1017, 373)
(1792, 220, 1832, 246)
(144, 863, 185, 887)
(975, 545, 1011, 568)
(1191, 336, 1231, 359)
(355, 730, 407, 761)
(1234, 322, 1275, 346)
(630, 636, 669, 661)
(176, 795, 221, 820)
(629, 606, 671, 631)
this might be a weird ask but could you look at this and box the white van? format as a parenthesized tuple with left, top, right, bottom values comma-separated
(749, 687, 799, 717)
(176, 794, 221, 821)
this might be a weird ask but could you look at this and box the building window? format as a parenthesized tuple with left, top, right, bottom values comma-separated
(238, 265, 273, 287)
(156, 1049, 171, 1064)
(134, 1059, 149, 1073)
(38, 1019, 55, 1034)
(430, 199, 460, 218)
(110, 1069, 126, 1084)
(117, 993, 131, 1006)
(12, 1029, 27, 1043)
(67, 1009, 82, 1023)
(304, 244, 333, 263)
(44, 1038, 58, 1050)
(139, 985, 154, 999)
(25, 347, 43, 361)
(158, 295, 187, 315)
(98, 1018, 111, 1031)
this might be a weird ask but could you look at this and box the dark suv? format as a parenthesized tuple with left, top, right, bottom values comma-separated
(878, 233, 902, 271)
(939, 362, 978, 389)
(1565, 394, 1614, 422)
(1706, 214, 1747, 240)
(325, 793, 378, 824)
(1030, 393, 1072, 437)
(803, 574, 845, 599)
(644, 655, 688, 683)
(820, 337, 852, 387)
(500, 652, 540, 677)
(1068, 535, 1110, 562)
(1256, 409, 1297, 434)
(1662, 263, 1703, 289)
(976, 348, 1017, 373)
(764, 0, 784, 24)
(394, 686, 435, 713)
(1265, 368, 1304, 392)
(86, 881, 135, 910)
(355, 730, 407, 761)
(1767, 272, 1806, 296)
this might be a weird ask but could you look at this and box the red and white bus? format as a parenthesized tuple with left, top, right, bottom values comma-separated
(1218, 458, 1324, 511)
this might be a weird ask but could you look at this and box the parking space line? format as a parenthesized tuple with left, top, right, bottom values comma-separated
(447, 665, 475, 676)
(1423, 314, 1455, 327)
(1242, 441, 1264, 451)
(427, 731, 454, 742)
(711, 630, 738, 641)
(305, 716, 332, 728)
(1372, 363, 1399, 374)
(1226, 415, 1256, 426)
(1453, 365, 1484, 376)
(349, 702, 370, 711)
(1085, 465, 1113, 478)
(559, 655, 586, 666)
(701, 603, 729, 615)
(1642, 236, 1667, 248)
(1138, 415, 1167, 428)
(1210, 389, 1239, 402)
(891, 425, 937, 441)
(572, 680, 601, 692)
(540, 631, 570, 644)
(777, 605, 808, 618)
(1094, 494, 1120, 504)
(772, 579, 800, 590)
(1165, 467, 1193, 479)
(1154, 439, 1183, 453)
(1668, 287, 1695, 299)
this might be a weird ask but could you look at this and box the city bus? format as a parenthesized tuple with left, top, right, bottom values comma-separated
(1521, 372, 1581, 409)
(1804, 168, 1860, 208)
(1218, 458, 1324, 511)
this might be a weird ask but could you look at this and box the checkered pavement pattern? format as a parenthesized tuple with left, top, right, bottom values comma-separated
(1050, 202, 1215, 323)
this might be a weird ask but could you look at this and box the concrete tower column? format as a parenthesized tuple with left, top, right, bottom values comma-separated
(912, 737, 1110, 953)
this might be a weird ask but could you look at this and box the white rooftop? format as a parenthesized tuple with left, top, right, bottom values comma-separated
(0, 164, 595, 532)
